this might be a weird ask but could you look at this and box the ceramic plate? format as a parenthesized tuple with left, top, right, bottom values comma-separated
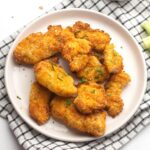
(5, 9, 147, 142)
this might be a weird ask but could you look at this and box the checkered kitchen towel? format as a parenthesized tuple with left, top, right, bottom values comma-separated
(1, 0, 150, 149)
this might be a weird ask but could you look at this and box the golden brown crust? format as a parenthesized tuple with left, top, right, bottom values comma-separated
(13, 25, 64, 65)
(62, 38, 91, 61)
(74, 82, 107, 114)
(105, 71, 131, 117)
(104, 44, 123, 74)
(69, 54, 89, 72)
(34, 60, 77, 97)
(71, 21, 111, 52)
(51, 96, 106, 136)
(29, 82, 52, 125)
(77, 56, 109, 83)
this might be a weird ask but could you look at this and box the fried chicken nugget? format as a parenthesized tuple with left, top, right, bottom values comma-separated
(62, 38, 91, 61)
(105, 71, 131, 117)
(51, 96, 106, 136)
(29, 82, 52, 125)
(74, 82, 107, 114)
(62, 38, 91, 72)
(71, 21, 111, 52)
(69, 55, 89, 72)
(34, 60, 77, 97)
(77, 56, 109, 83)
(104, 44, 123, 74)
(13, 25, 63, 65)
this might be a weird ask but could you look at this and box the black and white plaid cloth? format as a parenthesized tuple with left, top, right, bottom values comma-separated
(0, 0, 150, 149)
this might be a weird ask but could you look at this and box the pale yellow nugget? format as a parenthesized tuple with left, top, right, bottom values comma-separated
(34, 60, 77, 97)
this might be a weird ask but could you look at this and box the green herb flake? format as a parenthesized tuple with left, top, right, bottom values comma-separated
(107, 94, 112, 97)
(91, 90, 96, 94)
(96, 68, 104, 76)
(17, 96, 21, 100)
(57, 76, 63, 81)
(51, 63, 55, 71)
(81, 35, 88, 39)
(79, 77, 87, 83)
(66, 99, 72, 106)
(114, 51, 118, 56)
(93, 52, 100, 58)
(75, 30, 80, 35)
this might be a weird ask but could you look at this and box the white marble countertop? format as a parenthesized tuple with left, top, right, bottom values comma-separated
(0, 0, 150, 149)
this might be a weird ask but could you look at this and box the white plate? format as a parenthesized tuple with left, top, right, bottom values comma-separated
(5, 9, 147, 142)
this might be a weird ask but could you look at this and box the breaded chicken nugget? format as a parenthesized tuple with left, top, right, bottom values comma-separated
(105, 71, 131, 117)
(62, 38, 91, 62)
(106, 70, 131, 89)
(104, 44, 123, 74)
(59, 28, 75, 42)
(77, 56, 109, 83)
(74, 82, 107, 114)
(62, 38, 91, 72)
(47, 25, 63, 36)
(29, 82, 52, 125)
(34, 60, 77, 97)
(71, 21, 111, 52)
(51, 96, 106, 136)
(14, 25, 63, 65)
(69, 54, 89, 72)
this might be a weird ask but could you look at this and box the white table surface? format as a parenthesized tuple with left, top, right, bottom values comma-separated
(0, 0, 150, 149)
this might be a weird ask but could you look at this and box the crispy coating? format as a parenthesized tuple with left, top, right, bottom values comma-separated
(62, 38, 91, 72)
(106, 71, 131, 90)
(77, 56, 109, 83)
(104, 44, 123, 74)
(47, 25, 63, 36)
(13, 25, 64, 65)
(34, 60, 77, 97)
(13, 33, 51, 64)
(71, 21, 111, 52)
(59, 28, 75, 42)
(62, 38, 91, 62)
(74, 82, 107, 114)
(29, 82, 52, 125)
(105, 71, 131, 117)
(69, 54, 89, 72)
(51, 96, 106, 136)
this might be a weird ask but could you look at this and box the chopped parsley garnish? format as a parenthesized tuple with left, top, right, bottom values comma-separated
(74, 30, 80, 35)
(114, 51, 118, 56)
(16, 96, 21, 100)
(66, 99, 72, 106)
(96, 68, 104, 76)
(93, 52, 99, 58)
(79, 77, 87, 83)
(107, 94, 112, 97)
(57, 76, 63, 81)
(51, 63, 55, 71)
(91, 90, 96, 94)
(81, 35, 88, 39)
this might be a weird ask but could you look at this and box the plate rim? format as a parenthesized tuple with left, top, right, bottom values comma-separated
(5, 8, 147, 142)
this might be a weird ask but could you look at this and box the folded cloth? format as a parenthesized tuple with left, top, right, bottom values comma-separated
(0, 0, 150, 149)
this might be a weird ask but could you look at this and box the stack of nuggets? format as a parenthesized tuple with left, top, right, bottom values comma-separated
(13, 21, 131, 137)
